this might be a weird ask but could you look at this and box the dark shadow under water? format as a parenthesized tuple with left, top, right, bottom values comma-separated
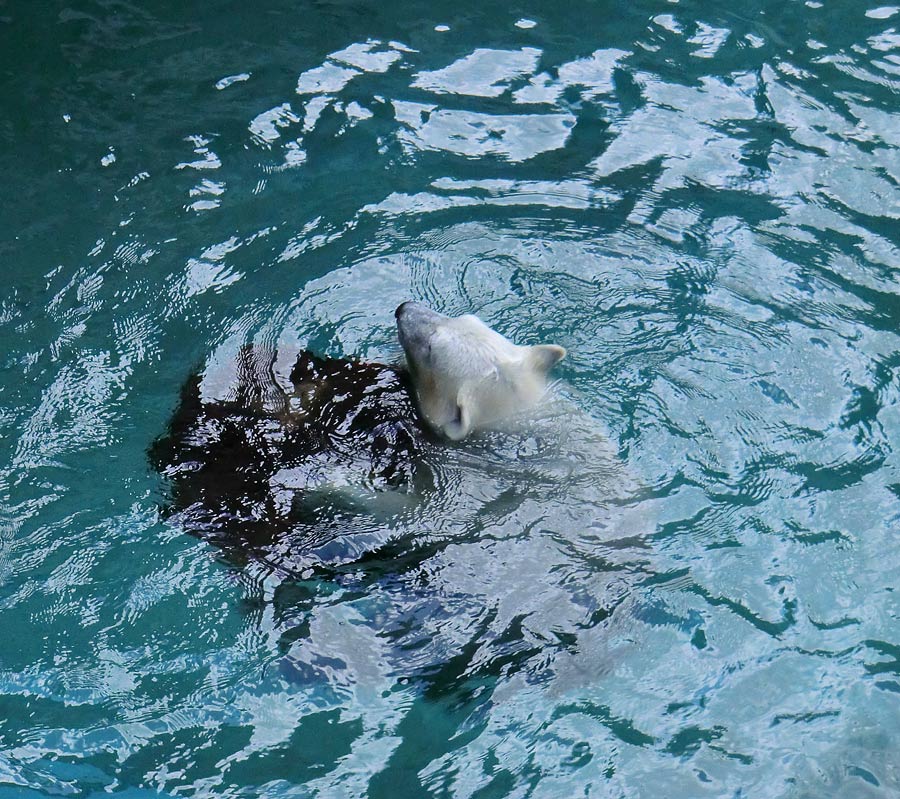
(150, 345, 445, 574)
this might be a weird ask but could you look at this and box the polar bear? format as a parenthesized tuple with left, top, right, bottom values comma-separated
(396, 302, 566, 440)
(151, 303, 569, 569)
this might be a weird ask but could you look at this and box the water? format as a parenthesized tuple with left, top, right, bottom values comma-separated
(2, 0, 899, 795)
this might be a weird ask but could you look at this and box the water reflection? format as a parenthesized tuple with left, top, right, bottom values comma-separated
(1, 0, 899, 796)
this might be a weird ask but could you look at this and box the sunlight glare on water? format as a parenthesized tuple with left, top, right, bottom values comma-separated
(1, 0, 899, 797)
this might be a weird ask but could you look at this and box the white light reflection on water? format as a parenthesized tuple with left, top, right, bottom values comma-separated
(1, 1, 899, 796)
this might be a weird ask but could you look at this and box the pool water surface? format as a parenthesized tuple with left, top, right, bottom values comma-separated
(1, 1, 899, 796)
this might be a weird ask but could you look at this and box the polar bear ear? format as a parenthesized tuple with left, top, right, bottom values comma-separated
(527, 344, 566, 372)
(443, 392, 473, 441)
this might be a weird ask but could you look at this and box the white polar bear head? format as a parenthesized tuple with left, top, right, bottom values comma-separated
(395, 302, 566, 440)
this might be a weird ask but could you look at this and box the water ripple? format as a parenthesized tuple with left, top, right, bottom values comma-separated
(1, 0, 900, 796)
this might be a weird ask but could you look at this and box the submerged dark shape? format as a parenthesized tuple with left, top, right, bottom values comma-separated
(150, 346, 435, 572)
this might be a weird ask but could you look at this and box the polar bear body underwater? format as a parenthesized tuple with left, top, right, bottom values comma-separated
(151, 303, 566, 568)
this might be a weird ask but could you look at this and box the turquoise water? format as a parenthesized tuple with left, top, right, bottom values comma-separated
(2, 0, 900, 795)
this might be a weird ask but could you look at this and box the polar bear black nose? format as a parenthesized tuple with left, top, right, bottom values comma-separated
(395, 302, 411, 319)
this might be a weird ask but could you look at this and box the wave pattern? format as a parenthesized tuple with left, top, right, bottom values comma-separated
(1, 0, 899, 796)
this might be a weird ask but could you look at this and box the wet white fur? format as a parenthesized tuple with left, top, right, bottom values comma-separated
(396, 303, 566, 440)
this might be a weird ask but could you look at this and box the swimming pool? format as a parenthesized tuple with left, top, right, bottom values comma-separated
(2, 1, 899, 796)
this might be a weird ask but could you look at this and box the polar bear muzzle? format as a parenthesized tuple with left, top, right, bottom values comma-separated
(396, 302, 566, 440)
